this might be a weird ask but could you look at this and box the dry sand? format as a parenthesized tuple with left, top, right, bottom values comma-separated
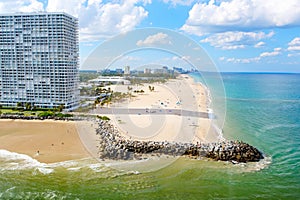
(99, 74, 219, 143)
(0, 119, 91, 163)
(181, 74, 219, 143)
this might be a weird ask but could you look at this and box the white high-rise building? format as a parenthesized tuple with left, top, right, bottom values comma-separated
(0, 12, 79, 110)
(124, 66, 130, 75)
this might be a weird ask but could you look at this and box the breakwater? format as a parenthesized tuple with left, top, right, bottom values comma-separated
(96, 120, 264, 163)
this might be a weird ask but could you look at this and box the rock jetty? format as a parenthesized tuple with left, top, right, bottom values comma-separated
(96, 120, 264, 163)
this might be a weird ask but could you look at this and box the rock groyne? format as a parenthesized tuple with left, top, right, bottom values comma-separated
(96, 120, 264, 163)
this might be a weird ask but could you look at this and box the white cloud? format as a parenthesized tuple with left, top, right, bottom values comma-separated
(288, 37, 300, 46)
(0, 0, 44, 13)
(274, 47, 282, 52)
(47, 0, 85, 17)
(181, 0, 300, 35)
(287, 37, 300, 51)
(80, 0, 148, 42)
(288, 46, 300, 51)
(200, 31, 274, 49)
(260, 51, 279, 58)
(254, 41, 265, 48)
(162, 0, 197, 6)
(260, 47, 281, 57)
(223, 47, 282, 63)
(136, 32, 172, 46)
(225, 57, 260, 64)
(288, 52, 300, 57)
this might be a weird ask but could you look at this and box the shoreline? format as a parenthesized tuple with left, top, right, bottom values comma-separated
(181, 74, 224, 143)
(0, 73, 222, 164)
(0, 119, 91, 163)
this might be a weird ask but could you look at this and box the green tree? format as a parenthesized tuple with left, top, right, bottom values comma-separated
(38, 111, 54, 118)
(148, 85, 155, 92)
(94, 98, 100, 105)
(58, 104, 65, 112)
(25, 102, 31, 110)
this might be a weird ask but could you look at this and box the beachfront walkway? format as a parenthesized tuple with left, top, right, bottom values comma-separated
(92, 107, 210, 118)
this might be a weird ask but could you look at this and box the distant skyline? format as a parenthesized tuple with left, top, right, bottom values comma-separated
(1, 0, 300, 72)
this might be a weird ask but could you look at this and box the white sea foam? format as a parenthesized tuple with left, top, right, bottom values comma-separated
(0, 149, 96, 174)
(36, 167, 54, 174)
(67, 167, 82, 171)
(0, 149, 55, 175)
(89, 163, 105, 172)
(130, 170, 140, 175)
(211, 122, 226, 142)
(198, 79, 226, 143)
(47, 159, 81, 168)
(231, 156, 272, 173)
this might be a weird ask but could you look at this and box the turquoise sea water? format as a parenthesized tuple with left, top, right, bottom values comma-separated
(1, 73, 300, 199)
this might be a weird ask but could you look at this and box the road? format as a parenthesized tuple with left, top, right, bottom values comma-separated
(90, 107, 211, 119)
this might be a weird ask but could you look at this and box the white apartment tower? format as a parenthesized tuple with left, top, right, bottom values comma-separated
(124, 65, 130, 75)
(0, 12, 79, 110)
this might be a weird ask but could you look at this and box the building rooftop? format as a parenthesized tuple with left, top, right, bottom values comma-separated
(0, 12, 77, 20)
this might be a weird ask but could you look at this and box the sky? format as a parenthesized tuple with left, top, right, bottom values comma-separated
(1, 0, 300, 72)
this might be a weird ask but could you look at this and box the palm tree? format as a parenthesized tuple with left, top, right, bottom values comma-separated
(58, 104, 65, 112)
(148, 85, 155, 92)
(25, 102, 31, 110)
(33, 105, 37, 111)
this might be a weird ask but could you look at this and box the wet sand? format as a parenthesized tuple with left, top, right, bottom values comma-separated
(0, 119, 91, 163)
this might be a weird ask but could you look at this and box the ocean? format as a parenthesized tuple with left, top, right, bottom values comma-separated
(1, 73, 300, 199)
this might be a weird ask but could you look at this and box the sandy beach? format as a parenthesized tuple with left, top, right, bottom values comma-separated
(0, 74, 219, 163)
(0, 119, 91, 163)
(94, 74, 219, 143)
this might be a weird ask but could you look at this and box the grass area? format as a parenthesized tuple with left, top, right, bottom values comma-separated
(0, 108, 73, 118)
(97, 115, 110, 121)
(0, 108, 43, 116)
(79, 72, 100, 82)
